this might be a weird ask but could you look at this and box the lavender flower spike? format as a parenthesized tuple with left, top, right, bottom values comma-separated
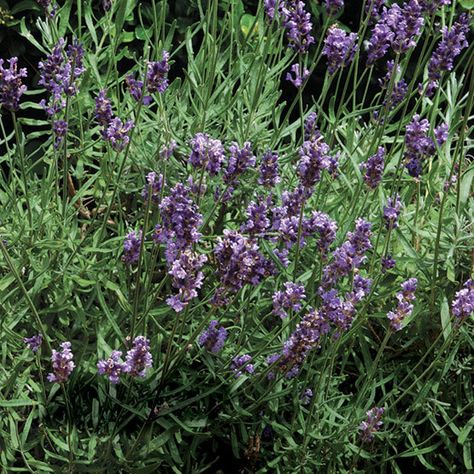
(286, 63, 310, 88)
(0, 57, 27, 111)
(387, 278, 417, 331)
(147, 51, 170, 94)
(198, 320, 228, 353)
(24, 334, 43, 352)
(280, 1, 315, 53)
(323, 26, 358, 75)
(383, 194, 402, 229)
(360, 147, 385, 190)
(97, 350, 125, 384)
(189, 133, 225, 175)
(325, 0, 344, 15)
(124, 336, 153, 377)
(122, 230, 143, 265)
(272, 282, 306, 319)
(47, 342, 75, 383)
(451, 279, 474, 322)
(359, 407, 384, 442)
(258, 150, 280, 188)
(231, 354, 255, 378)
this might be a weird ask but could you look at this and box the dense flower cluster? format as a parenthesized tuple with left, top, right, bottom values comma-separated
(451, 279, 474, 322)
(280, 1, 315, 53)
(0, 57, 27, 111)
(383, 194, 402, 229)
(301, 388, 313, 405)
(404, 114, 435, 178)
(379, 60, 408, 109)
(272, 282, 306, 319)
(48, 342, 75, 383)
(419, 0, 450, 14)
(189, 133, 225, 175)
(24, 334, 42, 352)
(124, 336, 153, 377)
(297, 138, 331, 188)
(322, 26, 358, 75)
(198, 320, 228, 353)
(97, 350, 125, 384)
(142, 171, 164, 203)
(304, 112, 321, 141)
(426, 14, 470, 96)
(122, 230, 143, 265)
(258, 151, 280, 188)
(223, 142, 256, 188)
(241, 196, 272, 236)
(286, 63, 310, 88)
(360, 147, 385, 190)
(381, 255, 396, 272)
(387, 278, 417, 331)
(231, 354, 254, 377)
(359, 407, 384, 441)
(325, 0, 344, 15)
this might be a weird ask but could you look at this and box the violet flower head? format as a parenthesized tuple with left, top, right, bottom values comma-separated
(97, 350, 125, 384)
(359, 407, 384, 442)
(0, 57, 27, 111)
(379, 60, 407, 108)
(264, 0, 278, 20)
(325, 0, 344, 15)
(241, 196, 272, 235)
(124, 336, 153, 377)
(104, 117, 134, 151)
(297, 137, 331, 188)
(301, 388, 313, 405)
(53, 120, 68, 149)
(142, 172, 164, 204)
(189, 132, 225, 175)
(383, 194, 402, 229)
(381, 255, 396, 272)
(304, 112, 321, 141)
(122, 230, 143, 265)
(280, 1, 315, 53)
(365, 0, 386, 20)
(160, 140, 177, 160)
(419, 0, 450, 14)
(166, 250, 207, 312)
(258, 150, 280, 187)
(224, 141, 256, 186)
(24, 334, 42, 352)
(231, 354, 254, 377)
(387, 278, 417, 331)
(366, 20, 394, 65)
(47, 342, 75, 383)
(286, 63, 310, 88)
(147, 51, 170, 94)
(273, 282, 306, 319)
(303, 211, 338, 256)
(361, 147, 385, 190)
(126, 73, 151, 105)
(95, 89, 113, 127)
(434, 123, 448, 146)
(404, 114, 434, 178)
(214, 230, 274, 295)
(38, 39, 66, 95)
(323, 26, 358, 75)
(426, 14, 470, 96)
(451, 279, 474, 322)
(198, 320, 228, 353)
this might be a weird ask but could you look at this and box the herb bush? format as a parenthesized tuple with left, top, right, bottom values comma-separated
(0, 0, 473, 472)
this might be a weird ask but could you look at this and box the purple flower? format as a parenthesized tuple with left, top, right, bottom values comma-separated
(273, 282, 306, 319)
(231, 354, 254, 377)
(304, 112, 321, 141)
(24, 334, 42, 352)
(381, 255, 396, 272)
(383, 194, 402, 229)
(122, 230, 143, 265)
(155, 182, 202, 260)
(95, 89, 113, 127)
(404, 114, 435, 178)
(297, 138, 331, 188)
(97, 350, 125, 384)
(301, 388, 313, 405)
(223, 142, 256, 187)
(365, 0, 386, 20)
(434, 123, 448, 146)
(160, 140, 177, 160)
(426, 15, 470, 96)
(360, 147, 385, 190)
(241, 196, 272, 236)
(451, 279, 474, 322)
(126, 73, 152, 105)
(387, 278, 417, 331)
(286, 63, 310, 88)
(323, 26, 358, 75)
(303, 211, 338, 256)
(419, 0, 450, 13)
(267, 308, 330, 378)
(53, 119, 68, 149)
(104, 117, 134, 151)
(189, 133, 225, 175)
(379, 60, 407, 108)
(366, 21, 394, 65)
(0, 57, 27, 111)
(264, 0, 278, 20)
(142, 172, 164, 204)
(214, 230, 274, 296)
(124, 336, 153, 377)
(198, 320, 228, 353)
(325, 0, 344, 15)
(359, 407, 384, 442)
(280, 1, 315, 53)
(147, 51, 170, 94)
(166, 250, 207, 312)
(258, 151, 280, 188)
(47, 342, 75, 383)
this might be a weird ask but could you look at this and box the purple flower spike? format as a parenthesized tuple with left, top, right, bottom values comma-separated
(387, 278, 417, 331)
(304, 112, 321, 141)
(451, 279, 474, 322)
(95, 89, 113, 127)
(301, 388, 313, 405)
(198, 320, 228, 354)
(280, 1, 315, 53)
(286, 63, 310, 88)
(361, 147, 385, 190)
(258, 151, 280, 188)
(224, 142, 256, 187)
(434, 123, 448, 146)
(47, 342, 75, 383)
(97, 350, 125, 384)
(383, 194, 402, 229)
(404, 114, 435, 178)
(122, 230, 143, 265)
(359, 407, 384, 442)
(24, 334, 43, 352)
(325, 0, 344, 15)
(231, 354, 254, 377)
(273, 282, 306, 319)
(104, 117, 134, 151)
(142, 172, 164, 204)
(124, 336, 153, 378)
(297, 138, 331, 188)
(381, 255, 396, 272)
(126, 74, 151, 105)
(189, 133, 225, 175)
(0, 57, 27, 111)
(323, 26, 358, 75)
(147, 51, 170, 94)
